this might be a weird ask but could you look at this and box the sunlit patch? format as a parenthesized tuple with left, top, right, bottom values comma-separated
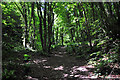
(74, 75, 79, 77)
(85, 65, 94, 68)
(68, 65, 95, 78)
(71, 66, 88, 72)
(77, 66, 88, 71)
(43, 66, 51, 69)
(41, 59, 47, 62)
(75, 74, 88, 78)
(54, 66, 64, 70)
(33, 59, 47, 64)
(63, 73, 68, 77)
(59, 52, 62, 54)
(74, 74, 98, 79)
(64, 52, 67, 54)
(106, 75, 120, 78)
(27, 76, 39, 80)
(70, 75, 74, 77)
(58, 52, 63, 55)
(55, 54, 63, 57)
(89, 75, 98, 79)
(102, 57, 108, 60)
(72, 66, 78, 69)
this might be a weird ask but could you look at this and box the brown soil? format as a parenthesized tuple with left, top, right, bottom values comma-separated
(3, 46, 120, 80)
(26, 47, 96, 80)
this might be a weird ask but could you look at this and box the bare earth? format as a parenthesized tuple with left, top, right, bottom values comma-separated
(26, 47, 96, 80)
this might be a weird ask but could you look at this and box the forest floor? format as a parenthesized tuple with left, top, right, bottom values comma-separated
(25, 46, 99, 80)
(3, 46, 120, 80)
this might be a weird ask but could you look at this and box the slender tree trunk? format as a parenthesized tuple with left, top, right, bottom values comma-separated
(29, 3, 33, 47)
(50, 11, 54, 49)
(70, 28, 73, 42)
(24, 2, 28, 48)
(48, 2, 51, 52)
(37, 2, 44, 51)
(44, 2, 47, 52)
(31, 2, 36, 49)
(91, 3, 95, 21)
(56, 27, 58, 45)
(48, 3, 54, 53)
(52, 26, 55, 44)
(61, 27, 64, 46)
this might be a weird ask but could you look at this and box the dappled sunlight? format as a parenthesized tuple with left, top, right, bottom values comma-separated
(63, 52, 67, 54)
(58, 52, 62, 54)
(27, 76, 39, 80)
(71, 66, 88, 72)
(77, 67, 88, 72)
(106, 75, 120, 78)
(33, 59, 47, 64)
(63, 73, 69, 78)
(63, 65, 120, 79)
(53, 66, 64, 71)
(3, 1, 120, 80)
(61, 65, 97, 79)
(62, 73, 97, 79)
(73, 74, 94, 78)
(43, 66, 52, 69)
(85, 65, 94, 68)
(54, 54, 63, 57)
(43, 65, 64, 71)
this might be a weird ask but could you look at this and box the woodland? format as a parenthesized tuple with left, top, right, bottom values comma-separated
(2, 2, 120, 80)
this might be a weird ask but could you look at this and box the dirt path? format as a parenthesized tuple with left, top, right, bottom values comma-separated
(26, 47, 95, 80)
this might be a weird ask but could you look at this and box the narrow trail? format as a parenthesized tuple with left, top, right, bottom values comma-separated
(27, 47, 95, 80)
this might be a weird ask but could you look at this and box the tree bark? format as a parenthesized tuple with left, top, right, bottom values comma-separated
(24, 2, 28, 48)
(31, 2, 36, 49)
(48, 2, 51, 52)
(48, 3, 54, 53)
(56, 27, 58, 45)
(43, 2, 47, 52)
(37, 2, 44, 51)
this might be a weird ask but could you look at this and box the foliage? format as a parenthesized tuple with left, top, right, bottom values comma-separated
(2, 2, 120, 78)
(2, 62, 27, 80)
(24, 54, 31, 61)
(89, 38, 120, 75)
(2, 69, 16, 80)
(2, 2, 23, 54)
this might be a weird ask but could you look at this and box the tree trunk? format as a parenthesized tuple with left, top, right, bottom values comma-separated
(37, 2, 44, 51)
(61, 27, 64, 46)
(44, 2, 47, 52)
(48, 2, 51, 53)
(31, 2, 36, 49)
(48, 3, 54, 53)
(70, 28, 73, 42)
(56, 27, 58, 45)
(91, 3, 95, 21)
(24, 2, 28, 48)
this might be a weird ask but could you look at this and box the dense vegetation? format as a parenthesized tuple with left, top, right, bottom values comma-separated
(2, 2, 120, 79)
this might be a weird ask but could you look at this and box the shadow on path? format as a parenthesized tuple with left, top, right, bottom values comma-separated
(26, 47, 99, 80)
